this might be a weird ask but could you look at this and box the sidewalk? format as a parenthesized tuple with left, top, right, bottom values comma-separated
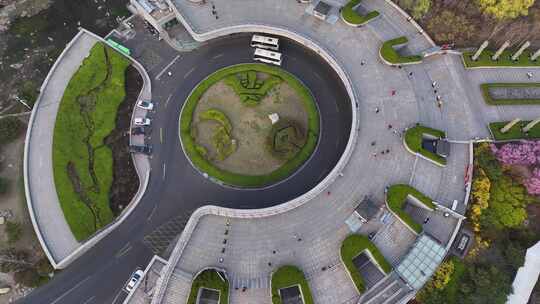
(24, 32, 100, 263)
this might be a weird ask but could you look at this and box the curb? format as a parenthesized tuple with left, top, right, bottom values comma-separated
(401, 136, 445, 168)
(378, 47, 422, 67)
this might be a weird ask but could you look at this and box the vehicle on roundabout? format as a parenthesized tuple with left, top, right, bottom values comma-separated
(134, 117, 151, 126)
(137, 100, 154, 110)
(125, 269, 144, 292)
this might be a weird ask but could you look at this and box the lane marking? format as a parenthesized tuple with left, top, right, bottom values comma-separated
(147, 204, 158, 221)
(162, 162, 166, 180)
(184, 67, 195, 79)
(111, 291, 126, 304)
(155, 55, 181, 80)
(165, 94, 173, 108)
(160, 128, 163, 144)
(212, 53, 224, 59)
(115, 243, 132, 258)
(82, 296, 95, 304)
(50, 276, 92, 304)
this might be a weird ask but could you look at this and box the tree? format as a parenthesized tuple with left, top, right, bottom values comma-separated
(481, 176, 528, 231)
(0, 248, 31, 273)
(504, 241, 526, 271)
(426, 10, 475, 43)
(459, 264, 513, 304)
(0, 117, 24, 145)
(13, 268, 41, 287)
(469, 168, 491, 233)
(476, 0, 535, 20)
(398, 0, 432, 19)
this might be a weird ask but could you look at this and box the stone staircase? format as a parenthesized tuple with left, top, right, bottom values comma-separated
(161, 268, 194, 304)
(359, 273, 412, 304)
(228, 273, 271, 303)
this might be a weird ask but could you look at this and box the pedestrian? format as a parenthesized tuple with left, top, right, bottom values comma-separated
(393, 129, 398, 135)
(381, 150, 385, 155)
(431, 81, 437, 88)
(371, 141, 376, 146)
(386, 149, 390, 153)
(437, 100, 443, 108)
(436, 95, 441, 101)
(527, 72, 533, 79)
(372, 152, 377, 157)
(391, 90, 396, 96)
(408, 71, 413, 77)
(167, 71, 172, 76)
(268, 262, 272, 266)
(327, 191, 331, 196)
(361, 60, 366, 66)
(375, 107, 380, 113)
(423, 217, 430, 224)
(434, 89, 438, 94)
(388, 124, 393, 129)
(338, 172, 344, 177)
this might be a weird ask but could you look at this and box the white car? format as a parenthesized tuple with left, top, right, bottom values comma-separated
(125, 269, 144, 292)
(137, 100, 154, 111)
(134, 117, 151, 126)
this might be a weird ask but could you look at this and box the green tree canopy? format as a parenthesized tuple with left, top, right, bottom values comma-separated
(476, 0, 535, 20)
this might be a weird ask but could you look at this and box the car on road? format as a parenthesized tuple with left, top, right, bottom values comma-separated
(137, 100, 154, 111)
(130, 144, 152, 155)
(134, 117, 151, 126)
(125, 269, 144, 292)
(131, 126, 147, 135)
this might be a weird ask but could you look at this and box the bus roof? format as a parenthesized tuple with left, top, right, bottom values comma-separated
(252, 34, 279, 45)
(254, 48, 282, 60)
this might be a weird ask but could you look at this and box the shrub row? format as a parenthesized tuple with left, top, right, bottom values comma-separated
(379, 36, 423, 65)
(386, 184, 435, 234)
(340, 234, 392, 293)
(481, 83, 540, 105)
(463, 50, 540, 68)
(489, 121, 540, 140)
(341, 0, 380, 26)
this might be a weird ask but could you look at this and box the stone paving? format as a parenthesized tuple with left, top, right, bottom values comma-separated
(136, 0, 540, 303)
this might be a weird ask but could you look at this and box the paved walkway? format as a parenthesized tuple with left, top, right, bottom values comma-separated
(138, 0, 540, 303)
(25, 32, 100, 262)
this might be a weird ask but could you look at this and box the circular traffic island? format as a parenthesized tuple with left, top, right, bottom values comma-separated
(180, 63, 320, 188)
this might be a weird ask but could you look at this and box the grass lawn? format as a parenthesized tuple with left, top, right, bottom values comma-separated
(180, 63, 320, 188)
(340, 234, 392, 293)
(379, 37, 423, 65)
(463, 50, 540, 68)
(481, 83, 540, 105)
(386, 184, 435, 234)
(52, 42, 130, 241)
(404, 124, 447, 165)
(489, 121, 540, 140)
(341, 0, 379, 26)
(187, 269, 229, 304)
(271, 265, 313, 304)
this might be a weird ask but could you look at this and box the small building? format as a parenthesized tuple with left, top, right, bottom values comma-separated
(345, 197, 381, 232)
(279, 285, 304, 304)
(422, 138, 450, 158)
(313, 1, 331, 20)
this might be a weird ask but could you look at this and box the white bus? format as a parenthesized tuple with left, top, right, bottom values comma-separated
(253, 48, 282, 66)
(251, 35, 280, 51)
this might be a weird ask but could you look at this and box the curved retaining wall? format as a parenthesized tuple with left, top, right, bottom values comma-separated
(24, 28, 153, 269)
(153, 6, 360, 303)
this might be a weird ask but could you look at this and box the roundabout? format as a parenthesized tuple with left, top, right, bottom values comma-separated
(180, 63, 320, 188)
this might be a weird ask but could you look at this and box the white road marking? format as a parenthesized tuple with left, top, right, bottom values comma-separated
(165, 94, 173, 108)
(147, 204, 158, 221)
(212, 53, 224, 59)
(50, 276, 92, 304)
(160, 128, 163, 144)
(184, 67, 195, 79)
(155, 55, 181, 80)
(162, 162, 166, 180)
(115, 243, 132, 258)
(111, 290, 126, 304)
(82, 296, 95, 304)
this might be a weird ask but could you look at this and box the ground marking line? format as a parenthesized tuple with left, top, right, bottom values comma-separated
(111, 291, 125, 304)
(82, 296, 95, 304)
(162, 162, 166, 180)
(115, 243, 132, 258)
(165, 93, 173, 108)
(184, 67, 196, 79)
(160, 127, 163, 144)
(212, 53, 224, 59)
(50, 276, 93, 304)
(147, 204, 158, 221)
(155, 55, 181, 80)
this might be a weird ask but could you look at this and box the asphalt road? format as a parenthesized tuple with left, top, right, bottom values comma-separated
(19, 25, 352, 304)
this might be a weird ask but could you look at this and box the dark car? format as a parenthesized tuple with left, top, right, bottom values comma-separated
(130, 144, 152, 155)
(131, 126, 146, 135)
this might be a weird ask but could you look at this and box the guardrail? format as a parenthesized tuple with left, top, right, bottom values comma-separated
(153, 5, 360, 303)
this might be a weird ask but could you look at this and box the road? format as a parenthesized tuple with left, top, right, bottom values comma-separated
(18, 22, 352, 304)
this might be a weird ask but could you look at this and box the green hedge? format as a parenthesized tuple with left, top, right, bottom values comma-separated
(52, 43, 130, 241)
(271, 265, 313, 304)
(489, 121, 540, 140)
(341, 0, 380, 26)
(379, 36, 422, 65)
(386, 184, 435, 234)
(463, 50, 540, 68)
(404, 124, 447, 165)
(180, 63, 320, 188)
(340, 234, 392, 293)
(481, 83, 540, 105)
(187, 269, 229, 304)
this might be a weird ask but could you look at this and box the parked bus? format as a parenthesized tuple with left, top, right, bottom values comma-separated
(251, 35, 280, 51)
(253, 48, 282, 66)
(106, 38, 131, 56)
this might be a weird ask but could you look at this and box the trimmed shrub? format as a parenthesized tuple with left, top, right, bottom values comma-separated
(386, 184, 435, 233)
(271, 265, 313, 304)
(379, 37, 423, 65)
(341, 0, 380, 26)
(404, 124, 447, 165)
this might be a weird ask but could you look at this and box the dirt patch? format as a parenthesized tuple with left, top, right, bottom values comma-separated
(192, 79, 309, 175)
(105, 65, 141, 215)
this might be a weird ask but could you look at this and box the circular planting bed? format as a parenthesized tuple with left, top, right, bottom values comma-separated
(179, 63, 320, 188)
